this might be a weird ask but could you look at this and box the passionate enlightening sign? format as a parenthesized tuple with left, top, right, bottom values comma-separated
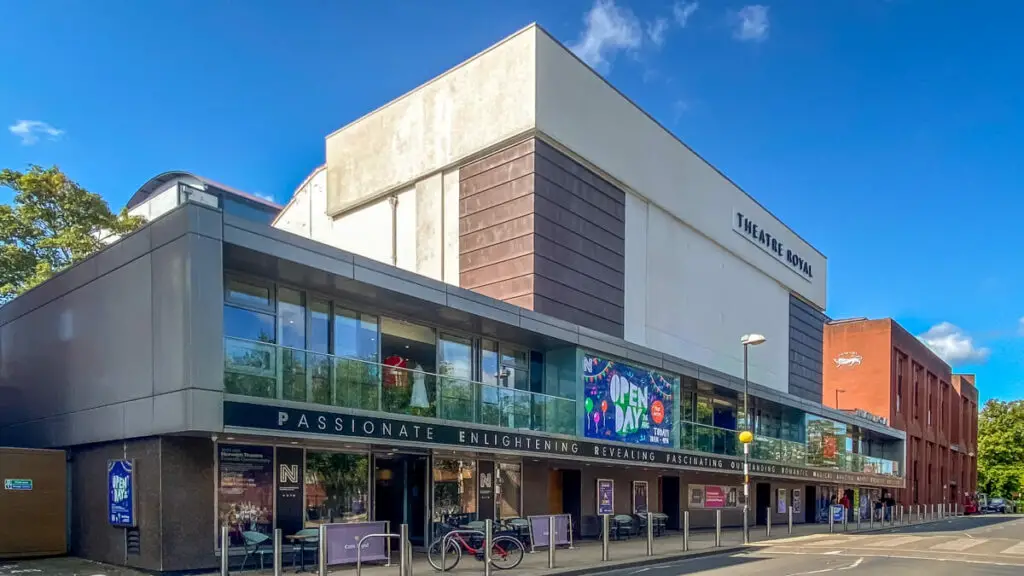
(582, 355, 674, 446)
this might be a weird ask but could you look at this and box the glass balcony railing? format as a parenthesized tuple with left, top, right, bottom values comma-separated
(680, 421, 900, 476)
(223, 336, 577, 436)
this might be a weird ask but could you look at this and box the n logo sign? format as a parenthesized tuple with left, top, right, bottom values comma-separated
(280, 464, 299, 484)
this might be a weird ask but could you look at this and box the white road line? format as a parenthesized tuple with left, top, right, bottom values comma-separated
(837, 557, 864, 570)
(1000, 542, 1024, 555)
(869, 535, 924, 548)
(809, 539, 853, 547)
(930, 538, 988, 551)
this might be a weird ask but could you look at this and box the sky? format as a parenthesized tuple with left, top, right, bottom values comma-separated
(1, 1, 1021, 403)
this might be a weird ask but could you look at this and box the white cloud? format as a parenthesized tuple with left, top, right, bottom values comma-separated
(647, 17, 670, 47)
(734, 5, 770, 42)
(569, 0, 643, 73)
(917, 322, 991, 365)
(9, 120, 64, 145)
(253, 191, 276, 203)
(673, 1, 700, 27)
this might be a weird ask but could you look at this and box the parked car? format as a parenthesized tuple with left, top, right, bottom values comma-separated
(985, 498, 1009, 513)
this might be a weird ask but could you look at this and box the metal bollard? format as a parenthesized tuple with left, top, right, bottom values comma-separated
(788, 505, 793, 535)
(766, 507, 771, 538)
(829, 508, 835, 533)
(220, 526, 230, 576)
(548, 516, 557, 568)
(856, 509, 862, 531)
(742, 506, 749, 544)
(400, 524, 410, 576)
(868, 509, 874, 529)
(484, 519, 493, 576)
(273, 529, 282, 576)
(683, 511, 690, 551)
(646, 512, 654, 556)
(715, 509, 722, 547)
(602, 514, 610, 561)
(843, 507, 848, 531)
(318, 524, 327, 576)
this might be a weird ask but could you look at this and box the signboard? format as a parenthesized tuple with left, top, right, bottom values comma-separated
(777, 489, 787, 514)
(632, 481, 649, 514)
(223, 401, 905, 489)
(733, 211, 814, 280)
(704, 486, 725, 508)
(108, 460, 136, 527)
(4, 479, 33, 491)
(478, 460, 495, 521)
(597, 479, 614, 515)
(528, 514, 571, 550)
(217, 444, 274, 546)
(688, 485, 740, 509)
(689, 486, 704, 507)
(324, 521, 389, 565)
(792, 489, 802, 514)
(276, 447, 304, 536)
(582, 355, 674, 446)
(831, 505, 844, 522)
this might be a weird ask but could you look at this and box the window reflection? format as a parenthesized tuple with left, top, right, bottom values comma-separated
(305, 452, 369, 525)
(496, 462, 521, 520)
(224, 306, 275, 342)
(381, 318, 436, 416)
(432, 459, 476, 522)
(439, 334, 474, 422)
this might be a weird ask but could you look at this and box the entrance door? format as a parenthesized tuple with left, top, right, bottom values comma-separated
(662, 476, 680, 530)
(805, 486, 817, 523)
(755, 483, 771, 525)
(374, 454, 429, 546)
(548, 469, 563, 513)
(561, 469, 582, 538)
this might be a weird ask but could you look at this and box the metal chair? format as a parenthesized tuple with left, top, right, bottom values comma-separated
(241, 531, 273, 570)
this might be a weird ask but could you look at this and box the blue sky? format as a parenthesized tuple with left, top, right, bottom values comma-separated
(1, 1, 1020, 402)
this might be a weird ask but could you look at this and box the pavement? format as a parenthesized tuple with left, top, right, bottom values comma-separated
(3, 513, 1020, 576)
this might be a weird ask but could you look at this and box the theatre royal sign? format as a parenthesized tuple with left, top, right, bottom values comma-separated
(224, 401, 903, 489)
(734, 211, 814, 281)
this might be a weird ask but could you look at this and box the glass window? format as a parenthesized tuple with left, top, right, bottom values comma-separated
(496, 462, 522, 520)
(310, 300, 331, 404)
(217, 444, 274, 547)
(432, 459, 476, 524)
(333, 307, 380, 411)
(226, 278, 273, 309)
(224, 305, 275, 342)
(381, 318, 437, 416)
(333, 307, 379, 362)
(305, 452, 369, 525)
(278, 288, 306, 402)
(481, 339, 499, 386)
(439, 334, 474, 423)
(224, 197, 279, 224)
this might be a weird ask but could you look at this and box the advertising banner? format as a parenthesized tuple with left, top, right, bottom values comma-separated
(633, 481, 649, 514)
(108, 459, 136, 527)
(528, 514, 571, 550)
(689, 486, 704, 507)
(832, 504, 844, 523)
(704, 486, 725, 508)
(276, 447, 304, 536)
(217, 444, 274, 547)
(478, 460, 495, 521)
(792, 489, 802, 514)
(582, 355, 675, 446)
(777, 489, 787, 514)
(597, 479, 614, 515)
(325, 521, 389, 565)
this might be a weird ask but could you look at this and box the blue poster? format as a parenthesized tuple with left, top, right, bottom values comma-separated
(108, 459, 136, 527)
(583, 354, 674, 446)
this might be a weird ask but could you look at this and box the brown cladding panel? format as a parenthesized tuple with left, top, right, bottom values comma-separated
(0, 448, 66, 559)
(458, 138, 626, 338)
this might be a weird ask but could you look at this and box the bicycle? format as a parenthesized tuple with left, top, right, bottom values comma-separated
(427, 527, 524, 571)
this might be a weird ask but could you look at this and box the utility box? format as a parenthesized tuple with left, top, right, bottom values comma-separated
(0, 447, 67, 558)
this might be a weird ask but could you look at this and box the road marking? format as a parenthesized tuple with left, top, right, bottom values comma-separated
(1000, 542, 1024, 555)
(869, 535, 924, 548)
(837, 557, 864, 570)
(809, 539, 852, 547)
(756, 549, 1023, 567)
(930, 538, 988, 551)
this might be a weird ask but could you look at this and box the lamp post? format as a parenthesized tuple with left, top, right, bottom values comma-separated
(740, 333, 766, 545)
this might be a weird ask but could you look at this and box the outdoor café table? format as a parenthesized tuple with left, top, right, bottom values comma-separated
(286, 532, 318, 572)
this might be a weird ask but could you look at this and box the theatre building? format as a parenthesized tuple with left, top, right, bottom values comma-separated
(0, 25, 903, 573)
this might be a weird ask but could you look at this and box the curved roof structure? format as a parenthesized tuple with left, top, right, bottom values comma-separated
(126, 171, 283, 210)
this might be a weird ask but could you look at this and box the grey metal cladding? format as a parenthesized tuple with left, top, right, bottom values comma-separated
(789, 294, 825, 403)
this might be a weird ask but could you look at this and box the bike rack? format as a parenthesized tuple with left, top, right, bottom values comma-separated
(356, 533, 405, 576)
(438, 530, 485, 573)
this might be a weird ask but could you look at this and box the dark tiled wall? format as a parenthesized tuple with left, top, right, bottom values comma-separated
(161, 436, 216, 571)
(789, 294, 826, 403)
(459, 138, 626, 337)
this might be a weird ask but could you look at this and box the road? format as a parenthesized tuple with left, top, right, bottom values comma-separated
(588, 514, 1024, 576)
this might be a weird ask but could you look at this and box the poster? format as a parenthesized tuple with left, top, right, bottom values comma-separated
(777, 488, 787, 514)
(582, 354, 675, 446)
(276, 447, 304, 536)
(218, 444, 274, 547)
(108, 460, 136, 527)
(528, 514, 572, 550)
(726, 487, 738, 508)
(597, 479, 615, 515)
(792, 489, 802, 514)
(704, 486, 725, 508)
(689, 486, 704, 507)
(633, 481, 649, 514)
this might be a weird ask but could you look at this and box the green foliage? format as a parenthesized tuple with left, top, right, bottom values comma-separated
(0, 165, 145, 302)
(977, 399, 1024, 498)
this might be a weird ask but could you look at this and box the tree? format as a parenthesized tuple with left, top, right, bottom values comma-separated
(0, 165, 144, 302)
(977, 399, 1024, 498)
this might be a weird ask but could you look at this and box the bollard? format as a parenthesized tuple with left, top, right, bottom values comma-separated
(683, 511, 690, 551)
(399, 524, 410, 576)
(843, 507, 848, 531)
(273, 529, 282, 576)
(220, 526, 230, 576)
(548, 516, 557, 568)
(856, 509, 862, 531)
(715, 510, 722, 547)
(829, 508, 835, 533)
(318, 524, 327, 576)
(766, 508, 771, 539)
(742, 506, 749, 544)
(484, 519, 493, 576)
(601, 514, 610, 561)
(787, 505, 793, 535)
(868, 509, 874, 529)
(646, 512, 654, 556)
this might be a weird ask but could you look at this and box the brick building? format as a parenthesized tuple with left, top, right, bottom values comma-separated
(823, 318, 978, 509)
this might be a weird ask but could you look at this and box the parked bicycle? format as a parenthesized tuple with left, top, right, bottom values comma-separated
(427, 527, 524, 571)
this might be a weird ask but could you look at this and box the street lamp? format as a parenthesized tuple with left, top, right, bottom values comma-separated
(740, 333, 766, 545)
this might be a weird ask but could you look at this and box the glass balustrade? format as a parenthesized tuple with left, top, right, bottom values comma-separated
(224, 337, 576, 436)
